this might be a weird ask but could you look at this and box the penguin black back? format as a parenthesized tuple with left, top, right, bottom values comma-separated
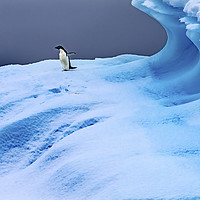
(55, 45, 68, 54)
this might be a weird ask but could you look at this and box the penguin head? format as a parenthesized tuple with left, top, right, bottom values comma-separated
(55, 45, 76, 55)
(55, 45, 67, 52)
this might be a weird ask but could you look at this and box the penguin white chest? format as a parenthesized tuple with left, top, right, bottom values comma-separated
(59, 49, 69, 71)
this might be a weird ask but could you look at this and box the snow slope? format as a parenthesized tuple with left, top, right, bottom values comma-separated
(0, 1, 200, 199)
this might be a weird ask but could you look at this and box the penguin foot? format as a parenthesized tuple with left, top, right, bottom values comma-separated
(70, 66, 77, 70)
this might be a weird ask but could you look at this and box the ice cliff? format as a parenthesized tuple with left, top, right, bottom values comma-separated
(132, 0, 200, 104)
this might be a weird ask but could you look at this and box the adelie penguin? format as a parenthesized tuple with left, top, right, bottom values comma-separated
(55, 46, 77, 71)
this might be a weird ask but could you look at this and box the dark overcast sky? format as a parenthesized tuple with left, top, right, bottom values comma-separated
(0, 0, 167, 66)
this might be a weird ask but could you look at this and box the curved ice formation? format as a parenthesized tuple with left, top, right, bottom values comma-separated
(1, 1, 200, 200)
(132, 0, 200, 104)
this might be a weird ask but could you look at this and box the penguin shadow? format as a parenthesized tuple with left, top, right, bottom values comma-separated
(62, 67, 77, 72)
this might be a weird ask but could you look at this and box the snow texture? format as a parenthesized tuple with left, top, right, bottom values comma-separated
(0, 1, 200, 199)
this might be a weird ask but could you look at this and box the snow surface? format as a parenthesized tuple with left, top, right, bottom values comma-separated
(1, 1, 200, 200)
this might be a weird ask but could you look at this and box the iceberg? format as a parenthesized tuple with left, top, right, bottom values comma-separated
(132, 0, 200, 105)
(0, 1, 200, 200)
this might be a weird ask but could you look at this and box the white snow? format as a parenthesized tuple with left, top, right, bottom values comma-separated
(0, 54, 200, 200)
(163, 0, 188, 7)
(0, 0, 200, 199)
(184, 0, 200, 21)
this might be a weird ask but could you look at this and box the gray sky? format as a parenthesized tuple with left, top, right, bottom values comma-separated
(0, 0, 167, 66)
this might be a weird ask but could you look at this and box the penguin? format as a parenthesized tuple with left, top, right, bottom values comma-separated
(55, 45, 77, 71)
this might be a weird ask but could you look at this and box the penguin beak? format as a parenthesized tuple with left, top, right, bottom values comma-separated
(55, 46, 59, 50)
